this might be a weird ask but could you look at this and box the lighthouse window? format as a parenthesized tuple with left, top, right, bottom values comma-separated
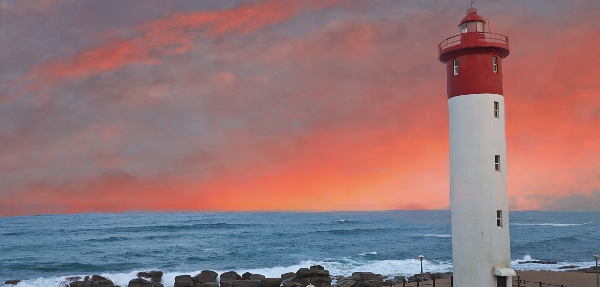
(453, 59, 458, 75)
(493, 56, 498, 73)
(495, 155, 501, 171)
(477, 22, 485, 32)
(497, 210, 503, 227)
(460, 23, 467, 33)
(494, 101, 500, 118)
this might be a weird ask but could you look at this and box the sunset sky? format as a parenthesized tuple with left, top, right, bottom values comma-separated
(1, 0, 600, 216)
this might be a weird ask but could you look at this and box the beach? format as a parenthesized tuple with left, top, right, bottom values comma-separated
(394, 270, 597, 287)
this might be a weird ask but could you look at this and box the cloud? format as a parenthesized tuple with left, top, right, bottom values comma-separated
(532, 190, 600, 211)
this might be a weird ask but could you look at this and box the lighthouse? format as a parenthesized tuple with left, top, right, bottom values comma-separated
(438, 7, 515, 287)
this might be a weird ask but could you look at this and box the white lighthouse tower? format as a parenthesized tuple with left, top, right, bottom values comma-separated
(439, 7, 515, 287)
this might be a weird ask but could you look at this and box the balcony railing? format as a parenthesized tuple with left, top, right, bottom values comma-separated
(438, 32, 509, 51)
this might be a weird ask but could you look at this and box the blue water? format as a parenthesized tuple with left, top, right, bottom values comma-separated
(1, 211, 598, 287)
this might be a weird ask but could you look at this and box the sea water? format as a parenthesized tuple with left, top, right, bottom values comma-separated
(1, 211, 598, 287)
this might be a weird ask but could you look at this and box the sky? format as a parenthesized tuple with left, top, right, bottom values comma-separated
(1, 0, 600, 217)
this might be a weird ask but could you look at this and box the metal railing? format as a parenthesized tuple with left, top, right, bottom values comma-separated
(381, 275, 574, 287)
(438, 32, 509, 51)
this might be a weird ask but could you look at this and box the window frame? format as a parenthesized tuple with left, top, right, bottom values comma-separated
(453, 59, 458, 75)
(493, 56, 498, 73)
(496, 210, 503, 227)
(495, 155, 501, 171)
(494, 101, 500, 118)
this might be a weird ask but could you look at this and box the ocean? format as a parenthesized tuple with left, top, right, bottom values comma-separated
(1, 211, 598, 287)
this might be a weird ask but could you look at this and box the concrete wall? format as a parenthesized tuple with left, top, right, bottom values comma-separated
(448, 93, 511, 287)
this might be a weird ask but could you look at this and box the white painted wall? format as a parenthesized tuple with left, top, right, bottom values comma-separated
(448, 93, 512, 287)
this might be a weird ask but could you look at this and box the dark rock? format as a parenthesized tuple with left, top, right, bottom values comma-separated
(129, 278, 152, 287)
(196, 270, 218, 284)
(282, 282, 302, 287)
(392, 276, 406, 284)
(281, 273, 296, 280)
(138, 271, 164, 282)
(407, 273, 432, 283)
(199, 282, 219, 287)
(310, 266, 325, 271)
(250, 274, 266, 281)
(242, 273, 253, 280)
(558, 265, 579, 269)
(296, 268, 330, 279)
(5, 280, 21, 285)
(232, 280, 263, 287)
(220, 272, 242, 287)
(350, 273, 383, 282)
(518, 260, 558, 265)
(175, 275, 194, 287)
(92, 275, 107, 281)
(261, 278, 283, 287)
(335, 279, 356, 287)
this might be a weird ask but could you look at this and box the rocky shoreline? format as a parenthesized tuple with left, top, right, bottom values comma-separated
(4, 264, 599, 287)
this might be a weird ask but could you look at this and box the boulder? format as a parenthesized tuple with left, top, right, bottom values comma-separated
(392, 276, 406, 284)
(129, 278, 152, 287)
(220, 271, 242, 287)
(5, 280, 21, 285)
(281, 273, 296, 281)
(175, 275, 194, 287)
(282, 282, 302, 287)
(296, 268, 330, 279)
(199, 283, 219, 287)
(261, 278, 283, 287)
(232, 280, 263, 287)
(334, 279, 356, 287)
(68, 275, 115, 287)
(558, 265, 579, 270)
(196, 270, 218, 284)
(138, 271, 164, 282)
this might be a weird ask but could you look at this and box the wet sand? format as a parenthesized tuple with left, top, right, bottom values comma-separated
(393, 270, 598, 287)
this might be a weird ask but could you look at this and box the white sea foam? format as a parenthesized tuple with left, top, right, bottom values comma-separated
(512, 222, 594, 227)
(357, 251, 378, 257)
(420, 234, 452, 238)
(11, 256, 588, 287)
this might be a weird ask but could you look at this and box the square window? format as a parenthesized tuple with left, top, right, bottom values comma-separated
(495, 155, 500, 171)
(496, 210, 503, 227)
(493, 56, 498, 73)
(453, 59, 458, 75)
(494, 101, 500, 118)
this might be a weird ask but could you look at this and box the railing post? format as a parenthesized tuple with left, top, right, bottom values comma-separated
(517, 276, 520, 287)
(450, 276, 453, 287)
(417, 281, 420, 287)
(432, 278, 435, 287)
(539, 281, 542, 287)
(402, 280, 405, 287)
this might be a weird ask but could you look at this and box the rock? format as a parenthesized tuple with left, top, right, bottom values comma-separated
(199, 283, 219, 287)
(518, 260, 558, 265)
(296, 268, 330, 279)
(175, 275, 194, 287)
(407, 273, 431, 283)
(220, 271, 242, 287)
(350, 273, 383, 282)
(282, 282, 302, 287)
(138, 271, 164, 282)
(92, 275, 109, 281)
(5, 280, 21, 285)
(558, 265, 579, 269)
(261, 278, 283, 287)
(281, 273, 296, 281)
(249, 274, 266, 281)
(392, 276, 406, 284)
(129, 278, 152, 287)
(232, 280, 263, 287)
(196, 270, 218, 284)
(334, 279, 356, 287)
(310, 266, 325, 271)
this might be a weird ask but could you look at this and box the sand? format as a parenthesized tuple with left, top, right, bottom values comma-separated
(392, 270, 599, 287)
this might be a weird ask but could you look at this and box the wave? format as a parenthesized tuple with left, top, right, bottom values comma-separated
(84, 236, 130, 243)
(418, 234, 452, 238)
(512, 222, 594, 227)
(357, 252, 377, 257)
(11, 256, 591, 287)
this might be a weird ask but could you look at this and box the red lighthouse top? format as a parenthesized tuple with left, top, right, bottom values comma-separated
(438, 8, 509, 63)
(439, 8, 510, 98)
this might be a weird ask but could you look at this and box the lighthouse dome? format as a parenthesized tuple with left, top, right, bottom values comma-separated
(459, 8, 485, 33)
